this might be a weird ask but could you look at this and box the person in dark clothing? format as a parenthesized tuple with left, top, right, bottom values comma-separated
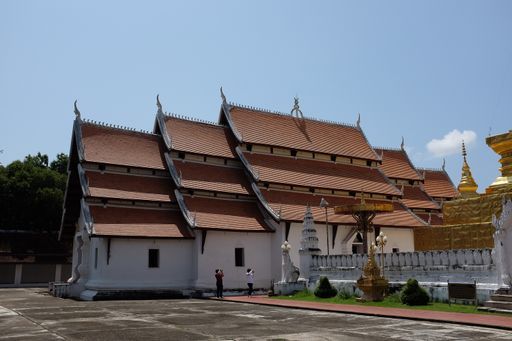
(215, 269, 224, 298)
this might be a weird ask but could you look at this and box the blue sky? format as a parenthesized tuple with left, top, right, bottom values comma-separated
(1, 1, 511, 190)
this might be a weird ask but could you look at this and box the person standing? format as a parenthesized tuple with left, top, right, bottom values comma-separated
(215, 269, 224, 298)
(246, 268, 254, 297)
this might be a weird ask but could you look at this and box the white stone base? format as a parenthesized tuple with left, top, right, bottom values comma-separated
(273, 281, 307, 296)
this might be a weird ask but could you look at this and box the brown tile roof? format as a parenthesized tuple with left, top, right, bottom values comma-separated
(174, 161, 251, 195)
(416, 212, 444, 226)
(183, 196, 271, 232)
(228, 106, 379, 160)
(81, 123, 167, 170)
(375, 148, 422, 181)
(243, 152, 400, 196)
(420, 169, 459, 199)
(163, 117, 237, 158)
(374, 202, 427, 228)
(260, 189, 425, 227)
(400, 185, 440, 210)
(86, 171, 174, 202)
(90, 206, 192, 238)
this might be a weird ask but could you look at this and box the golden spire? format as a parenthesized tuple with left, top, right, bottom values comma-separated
(457, 141, 478, 197)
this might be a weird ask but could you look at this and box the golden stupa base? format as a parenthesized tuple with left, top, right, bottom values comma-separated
(356, 277, 389, 302)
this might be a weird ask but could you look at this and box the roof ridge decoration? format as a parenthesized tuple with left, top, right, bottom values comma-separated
(373, 146, 403, 152)
(291, 97, 304, 120)
(74, 100, 81, 120)
(416, 167, 446, 172)
(356, 112, 361, 129)
(81, 118, 157, 136)
(220, 86, 227, 104)
(401, 136, 405, 150)
(164, 111, 219, 127)
(156, 94, 164, 116)
(228, 102, 359, 129)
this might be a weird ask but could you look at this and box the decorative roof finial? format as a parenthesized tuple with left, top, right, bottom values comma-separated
(457, 139, 478, 197)
(356, 112, 361, 128)
(400, 136, 405, 150)
(220, 86, 226, 104)
(442, 158, 446, 171)
(291, 96, 304, 120)
(73, 100, 81, 119)
(156, 94, 163, 115)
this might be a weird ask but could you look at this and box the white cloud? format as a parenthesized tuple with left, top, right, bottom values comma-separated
(426, 129, 477, 158)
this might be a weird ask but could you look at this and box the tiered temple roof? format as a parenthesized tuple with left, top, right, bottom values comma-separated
(226, 105, 379, 160)
(156, 113, 275, 232)
(419, 168, 459, 201)
(61, 95, 459, 241)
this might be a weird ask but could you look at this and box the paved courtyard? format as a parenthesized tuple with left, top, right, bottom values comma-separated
(1, 288, 511, 340)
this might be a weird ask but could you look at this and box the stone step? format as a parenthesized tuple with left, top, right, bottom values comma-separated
(477, 306, 512, 315)
(491, 294, 512, 302)
(483, 300, 512, 310)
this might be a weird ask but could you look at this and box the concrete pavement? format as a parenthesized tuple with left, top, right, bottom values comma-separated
(1, 288, 512, 340)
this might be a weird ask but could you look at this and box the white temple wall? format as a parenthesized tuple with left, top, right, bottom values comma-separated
(194, 230, 273, 290)
(288, 222, 354, 265)
(378, 227, 415, 253)
(84, 237, 194, 289)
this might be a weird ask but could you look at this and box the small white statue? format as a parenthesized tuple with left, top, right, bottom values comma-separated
(281, 241, 300, 283)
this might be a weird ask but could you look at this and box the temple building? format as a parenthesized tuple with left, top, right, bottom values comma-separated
(59, 92, 459, 299)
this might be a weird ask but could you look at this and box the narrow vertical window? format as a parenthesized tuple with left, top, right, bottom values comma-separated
(235, 248, 244, 267)
(94, 248, 98, 269)
(148, 249, 159, 268)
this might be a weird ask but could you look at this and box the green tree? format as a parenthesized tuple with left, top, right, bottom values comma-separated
(0, 153, 67, 234)
(50, 153, 69, 175)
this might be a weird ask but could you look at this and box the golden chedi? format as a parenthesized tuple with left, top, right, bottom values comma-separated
(486, 130, 512, 194)
(417, 133, 512, 251)
(457, 141, 479, 198)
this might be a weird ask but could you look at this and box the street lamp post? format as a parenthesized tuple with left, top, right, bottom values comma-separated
(320, 197, 330, 255)
(376, 231, 387, 278)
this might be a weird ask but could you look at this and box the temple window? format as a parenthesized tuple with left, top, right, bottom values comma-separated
(330, 155, 336, 162)
(178, 152, 185, 159)
(246, 144, 253, 152)
(235, 248, 245, 267)
(366, 160, 372, 167)
(291, 149, 297, 157)
(392, 248, 399, 253)
(148, 249, 159, 268)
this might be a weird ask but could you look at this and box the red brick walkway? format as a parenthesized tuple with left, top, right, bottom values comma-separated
(220, 296, 512, 330)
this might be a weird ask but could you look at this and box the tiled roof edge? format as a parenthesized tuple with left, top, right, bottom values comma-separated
(81, 118, 158, 136)
(396, 201, 429, 226)
(229, 102, 359, 129)
(163, 112, 220, 127)
(416, 167, 445, 172)
(373, 146, 402, 152)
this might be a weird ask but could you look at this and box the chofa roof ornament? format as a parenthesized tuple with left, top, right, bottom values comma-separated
(156, 94, 163, 115)
(74, 100, 81, 119)
(220, 86, 227, 104)
(400, 136, 405, 150)
(356, 112, 361, 129)
(291, 96, 304, 120)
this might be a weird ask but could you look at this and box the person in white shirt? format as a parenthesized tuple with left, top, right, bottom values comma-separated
(246, 268, 254, 297)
